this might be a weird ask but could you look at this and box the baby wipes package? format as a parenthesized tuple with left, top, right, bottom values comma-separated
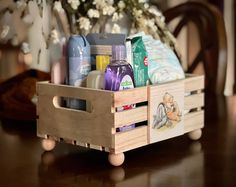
(131, 36, 149, 87)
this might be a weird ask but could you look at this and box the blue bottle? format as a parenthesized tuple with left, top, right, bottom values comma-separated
(67, 35, 91, 110)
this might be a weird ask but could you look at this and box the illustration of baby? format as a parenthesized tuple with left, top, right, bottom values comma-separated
(153, 92, 182, 129)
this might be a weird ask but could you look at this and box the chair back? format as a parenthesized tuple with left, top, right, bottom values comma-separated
(163, 1, 227, 95)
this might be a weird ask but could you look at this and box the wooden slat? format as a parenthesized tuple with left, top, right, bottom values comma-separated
(114, 106, 148, 128)
(113, 126, 148, 154)
(184, 110, 204, 133)
(113, 87, 147, 108)
(184, 75, 204, 93)
(184, 93, 204, 110)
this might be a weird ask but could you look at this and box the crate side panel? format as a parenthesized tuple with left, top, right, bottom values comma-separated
(37, 84, 115, 148)
(184, 110, 204, 133)
(184, 75, 204, 93)
(113, 87, 147, 107)
(37, 101, 114, 148)
(114, 106, 148, 128)
(148, 80, 185, 144)
(184, 93, 204, 110)
(114, 126, 148, 154)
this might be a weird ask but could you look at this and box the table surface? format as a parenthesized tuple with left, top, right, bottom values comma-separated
(0, 95, 236, 187)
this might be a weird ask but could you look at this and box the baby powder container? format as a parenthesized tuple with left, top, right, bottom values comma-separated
(86, 55, 110, 89)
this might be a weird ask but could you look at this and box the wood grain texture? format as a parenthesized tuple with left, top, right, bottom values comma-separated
(183, 75, 204, 132)
(114, 106, 148, 128)
(113, 87, 147, 108)
(184, 75, 204, 93)
(184, 93, 204, 110)
(148, 80, 185, 143)
(37, 74, 205, 153)
(113, 126, 148, 154)
(184, 110, 204, 133)
(37, 83, 115, 148)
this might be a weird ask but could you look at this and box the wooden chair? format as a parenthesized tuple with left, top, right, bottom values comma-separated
(163, 1, 227, 95)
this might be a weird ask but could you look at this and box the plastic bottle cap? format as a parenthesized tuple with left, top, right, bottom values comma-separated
(112, 45, 126, 61)
(96, 55, 110, 72)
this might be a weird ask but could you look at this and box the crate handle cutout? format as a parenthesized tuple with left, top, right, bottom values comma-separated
(52, 96, 94, 113)
(37, 82, 114, 114)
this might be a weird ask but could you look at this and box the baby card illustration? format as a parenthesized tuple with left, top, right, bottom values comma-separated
(149, 81, 184, 143)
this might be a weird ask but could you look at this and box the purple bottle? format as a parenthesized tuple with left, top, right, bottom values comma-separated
(105, 45, 135, 132)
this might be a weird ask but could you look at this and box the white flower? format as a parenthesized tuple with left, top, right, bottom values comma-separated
(112, 12, 123, 22)
(107, 0, 114, 5)
(16, 0, 26, 9)
(21, 42, 31, 54)
(50, 29, 60, 44)
(87, 9, 100, 18)
(53, 1, 64, 12)
(138, 17, 147, 26)
(67, 0, 80, 10)
(144, 3, 149, 9)
(93, 0, 106, 9)
(0, 25, 10, 39)
(118, 1, 125, 10)
(148, 6, 162, 17)
(160, 16, 165, 22)
(78, 17, 91, 30)
(138, 0, 147, 3)
(133, 8, 142, 18)
(111, 24, 121, 33)
(102, 5, 115, 16)
(146, 19, 157, 31)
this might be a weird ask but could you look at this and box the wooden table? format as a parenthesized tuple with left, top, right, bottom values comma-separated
(0, 95, 236, 187)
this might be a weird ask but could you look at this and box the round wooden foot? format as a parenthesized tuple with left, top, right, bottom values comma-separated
(108, 153, 125, 166)
(42, 139, 56, 151)
(188, 129, 202, 140)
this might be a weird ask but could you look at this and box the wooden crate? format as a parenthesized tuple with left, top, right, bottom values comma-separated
(37, 74, 204, 159)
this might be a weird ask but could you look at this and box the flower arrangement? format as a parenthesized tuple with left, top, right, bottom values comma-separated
(49, 0, 177, 48)
(0, 0, 179, 71)
(0, 0, 176, 48)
